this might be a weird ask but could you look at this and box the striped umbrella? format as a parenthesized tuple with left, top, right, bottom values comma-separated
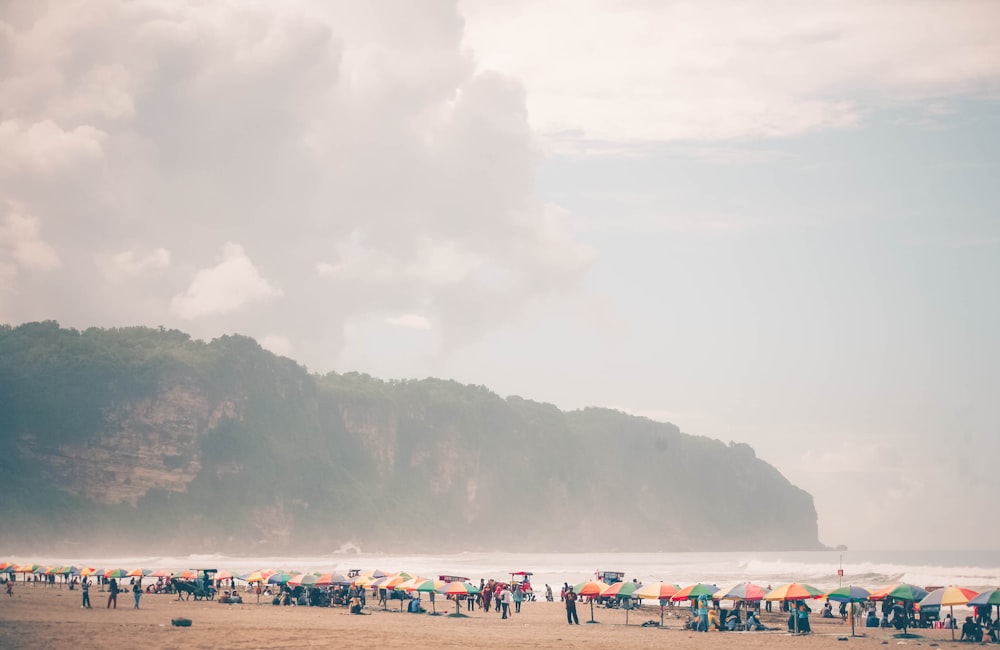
(715, 582, 767, 601)
(633, 582, 679, 626)
(826, 585, 871, 636)
(442, 581, 479, 616)
(601, 581, 643, 625)
(672, 583, 720, 602)
(921, 586, 978, 640)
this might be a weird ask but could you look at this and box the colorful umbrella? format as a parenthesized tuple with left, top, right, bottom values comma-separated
(410, 579, 446, 613)
(601, 581, 643, 624)
(267, 571, 295, 585)
(672, 583, 719, 602)
(764, 582, 824, 601)
(921, 586, 978, 640)
(633, 582, 679, 626)
(104, 569, 128, 579)
(868, 583, 900, 601)
(573, 581, 609, 624)
(970, 589, 1000, 607)
(714, 582, 767, 601)
(288, 573, 318, 587)
(887, 583, 929, 602)
(442, 581, 479, 616)
(826, 585, 871, 636)
(126, 568, 150, 578)
(315, 573, 351, 586)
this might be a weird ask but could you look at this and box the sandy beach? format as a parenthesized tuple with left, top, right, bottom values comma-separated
(0, 583, 972, 650)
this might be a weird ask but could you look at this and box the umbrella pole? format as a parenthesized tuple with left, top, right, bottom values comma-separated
(661, 602, 665, 627)
(590, 599, 595, 623)
(950, 605, 954, 641)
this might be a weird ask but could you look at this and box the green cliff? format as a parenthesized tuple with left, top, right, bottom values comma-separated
(0, 322, 822, 554)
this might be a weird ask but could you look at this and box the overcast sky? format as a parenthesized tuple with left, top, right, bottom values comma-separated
(2, 0, 998, 552)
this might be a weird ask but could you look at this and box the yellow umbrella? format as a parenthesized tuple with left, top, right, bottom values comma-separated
(573, 580, 609, 624)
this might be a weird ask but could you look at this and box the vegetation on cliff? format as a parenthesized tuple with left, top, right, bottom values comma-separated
(0, 322, 822, 554)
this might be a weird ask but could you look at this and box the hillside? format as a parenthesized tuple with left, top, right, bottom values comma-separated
(0, 322, 823, 554)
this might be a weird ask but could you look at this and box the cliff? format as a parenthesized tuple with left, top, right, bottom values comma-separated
(0, 322, 823, 554)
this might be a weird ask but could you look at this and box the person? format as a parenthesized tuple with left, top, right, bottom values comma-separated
(961, 616, 983, 642)
(513, 583, 524, 613)
(349, 593, 363, 614)
(797, 600, 812, 634)
(724, 609, 741, 631)
(746, 610, 766, 630)
(839, 601, 848, 620)
(6, 580, 12, 597)
(133, 580, 141, 609)
(822, 601, 834, 618)
(81, 578, 91, 608)
(866, 609, 880, 628)
(500, 584, 512, 619)
(107, 578, 118, 609)
(565, 587, 579, 624)
(545, 584, 554, 602)
(765, 585, 772, 612)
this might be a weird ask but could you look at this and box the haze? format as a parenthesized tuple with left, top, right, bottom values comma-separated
(1, 1, 997, 551)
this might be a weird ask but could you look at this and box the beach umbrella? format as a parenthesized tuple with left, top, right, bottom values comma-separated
(409, 579, 445, 613)
(764, 582, 824, 601)
(887, 583, 929, 603)
(175, 569, 198, 580)
(267, 571, 294, 585)
(573, 581, 609, 624)
(126, 568, 150, 578)
(672, 583, 719, 602)
(601, 581, 643, 625)
(715, 582, 767, 601)
(826, 585, 871, 637)
(868, 583, 900, 601)
(442, 581, 479, 616)
(315, 573, 351, 586)
(149, 569, 173, 578)
(104, 568, 127, 580)
(969, 589, 1000, 630)
(921, 586, 977, 640)
(765, 583, 824, 634)
(288, 573, 318, 587)
(633, 582, 680, 626)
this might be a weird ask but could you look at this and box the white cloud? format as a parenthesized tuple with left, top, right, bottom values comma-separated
(460, 0, 1000, 148)
(98, 247, 171, 281)
(170, 243, 281, 320)
(0, 206, 60, 273)
(386, 314, 431, 330)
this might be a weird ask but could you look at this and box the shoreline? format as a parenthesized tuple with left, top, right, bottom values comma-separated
(0, 583, 976, 650)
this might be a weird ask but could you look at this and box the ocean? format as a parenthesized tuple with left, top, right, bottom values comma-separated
(10, 549, 1000, 592)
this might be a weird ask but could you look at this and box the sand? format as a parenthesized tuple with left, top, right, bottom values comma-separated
(0, 584, 969, 649)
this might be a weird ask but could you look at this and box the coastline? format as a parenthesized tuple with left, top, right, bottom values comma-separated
(0, 584, 973, 650)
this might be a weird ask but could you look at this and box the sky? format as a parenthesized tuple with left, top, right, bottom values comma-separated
(1, 0, 998, 551)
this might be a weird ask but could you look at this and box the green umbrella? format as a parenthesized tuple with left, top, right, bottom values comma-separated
(826, 585, 870, 636)
(600, 581, 643, 625)
(886, 584, 928, 636)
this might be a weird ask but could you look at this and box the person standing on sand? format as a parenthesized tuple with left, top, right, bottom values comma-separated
(107, 578, 118, 608)
(513, 583, 524, 613)
(133, 580, 141, 608)
(81, 578, 91, 608)
(765, 585, 772, 612)
(500, 584, 512, 619)
(565, 588, 580, 624)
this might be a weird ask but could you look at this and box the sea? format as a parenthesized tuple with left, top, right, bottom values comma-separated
(9, 549, 1000, 593)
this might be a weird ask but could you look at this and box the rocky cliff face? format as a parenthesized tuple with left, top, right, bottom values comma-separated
(0, 323, 824, 554)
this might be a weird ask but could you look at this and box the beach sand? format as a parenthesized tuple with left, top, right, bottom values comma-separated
(0, 584, 966, 649)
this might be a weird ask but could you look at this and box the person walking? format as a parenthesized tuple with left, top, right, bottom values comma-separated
(500, 584, 512, 619)
(513, 583, 524, 613)
(565, 587, 580, 624)
(81, 578, 91, 608)
(132, 580, 142, 609)
(107, 578, 118, 608)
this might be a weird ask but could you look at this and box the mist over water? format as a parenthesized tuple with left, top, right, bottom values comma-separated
(10, 550, 1000, 592)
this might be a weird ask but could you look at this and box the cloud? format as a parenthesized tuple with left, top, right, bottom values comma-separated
(0, 205, 60, 273)
(0, 1, 594, 367)
(170, 243, 281, 320)
(98, 248, 171, 281)
(386, 314, 431, 330)
(460, 0, 1000, 148)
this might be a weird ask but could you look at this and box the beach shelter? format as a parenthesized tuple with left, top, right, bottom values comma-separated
(671, 583, 719, 602)
(442, 581, 479, 617)
(765, 583, 824, 634)
(633, 582, 680, 626)
(826, 585, 871, 637)
(921, 586, 977, 640)
(880, 584, 928, 636)
(411, 579, 445, 613)
(573, 580, 609, 624)
(969, 589, 1000, 629)
(600, 581, 643, 624)
(715, 582, 767, 601)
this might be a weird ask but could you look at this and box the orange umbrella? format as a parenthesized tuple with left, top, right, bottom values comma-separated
(573, 581, 609, 624)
